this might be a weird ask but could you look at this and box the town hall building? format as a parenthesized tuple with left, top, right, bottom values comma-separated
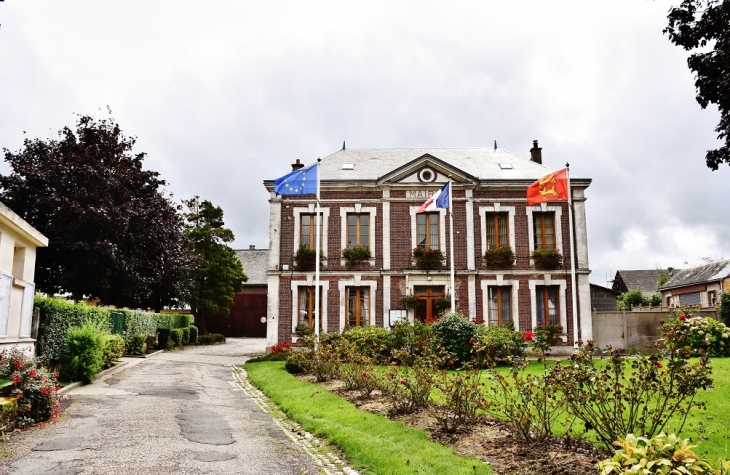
(263, 142, 592, 351)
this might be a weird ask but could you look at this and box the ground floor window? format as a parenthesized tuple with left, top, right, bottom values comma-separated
(298, 286, 322, 329)
(487, 286, 511, 326)
(536, 285, 559, 326)
(346, 287, 370, 327)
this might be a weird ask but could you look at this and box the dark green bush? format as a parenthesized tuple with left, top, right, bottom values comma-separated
(157, 329, 170, 350)
(285, 353, 306, 374)
(342, 326, 390, 361)
(432, 312, 479, 367)
(127, 334, 146, 356)
(101, 334, 125, 368)
(181, 327, 191, 346)
(35, 296, 111, 362)
(197, 333, 226, 345)
(62, 321, 106, 383)
(474, 323, 526, 366)
(188, 325, 198, 344)
(169, 329, 183, 348)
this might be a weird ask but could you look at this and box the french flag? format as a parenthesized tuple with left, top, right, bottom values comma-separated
(416, 182, 450, 213)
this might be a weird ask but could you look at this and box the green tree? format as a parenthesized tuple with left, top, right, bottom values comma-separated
(720, 291, 730, 324)
(617, 290, 662, 310)
(0, 113, 194, 309)
(183, 197, 247, 334)
(665, 0, 730, 170)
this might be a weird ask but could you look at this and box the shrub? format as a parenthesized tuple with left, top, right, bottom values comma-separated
(62, 320, 107, 383)
(531, 248, 562, 269)
(157, 329, 170, 349)
(337, 340, 376, 396)
(342, 245, 371, 265)
(343, 326, 391, 362)
(270, 341, 293, 354)
(598, 433, 716, 475)
(432, 312, 479, 367)
(412, 247, 444, 270)
(549, 343, 713, 449)
(169, 329, 183, 348)
(429, 368, 485, 433)
(0, 348, 61, 428)
(527, 324, 563, 362)
(720, 291, 730, 325)
(35, 296, 111, 362)
(188, 325, 198, 345)
(101, 334, 125, 368)
(120, 310, 157, 348)
(617, 289, 662, 311)
(154, 313, 193, 330)
(661, 311, 730, 357)
(127, 334, 146, 356)
(387, 320, 439, 366)
(378, 361, 434, 415)
(145, 334, 158, 353)
(181, 327, 191, 346)
(285, 352, 307, 374)
(483, 246, 515, 269)
(483, 359, 563, 443)
(198, 333, 226, 345)
(473, 323, 526, 367)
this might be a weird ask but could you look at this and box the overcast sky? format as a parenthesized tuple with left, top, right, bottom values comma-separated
(1, 1, 728, 287)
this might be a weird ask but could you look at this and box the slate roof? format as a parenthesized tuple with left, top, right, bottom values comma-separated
(612, 269, 671, 295)
(235, 248, 269, 286)
(659, 259, 730, 291)
(267, 147, 589, 184)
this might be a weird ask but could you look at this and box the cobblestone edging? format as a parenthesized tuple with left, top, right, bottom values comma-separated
(231, 367, 359, 475)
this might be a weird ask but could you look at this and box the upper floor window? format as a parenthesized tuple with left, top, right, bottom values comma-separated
(485, 213, 509, 249)
(300, 213, 323, 250)
(488, 286, 512, 326)
(417, 213, 440, 250)
(346, 287, 370, 327)
(536, 285, 559, 326)
(347, 213, 369, 248)
(533, 212, 556, 251)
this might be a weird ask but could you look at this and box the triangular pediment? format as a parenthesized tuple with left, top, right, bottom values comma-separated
(377, 153, 477, 186)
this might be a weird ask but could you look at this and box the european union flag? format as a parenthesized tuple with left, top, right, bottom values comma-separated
(274, 162, 317, 196)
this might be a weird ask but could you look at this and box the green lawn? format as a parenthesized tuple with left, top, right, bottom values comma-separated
(244, 361, 492, 475)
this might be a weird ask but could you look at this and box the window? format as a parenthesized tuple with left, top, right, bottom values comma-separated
(708, 291, 717, 306)
(666, 295, 672, 307)
(485, 213, 509, 249)
(536, 286, 559, 326)
(347, 213, 369, 248)
(533, 212, 556, 250)
(298, 287, 322, 329)
(488, 287, 512, 326)
(346, 287, 370, 327)
(417, 213, 440, 250)
(679, 292, 701, 307)
(300, 213, 323, 250)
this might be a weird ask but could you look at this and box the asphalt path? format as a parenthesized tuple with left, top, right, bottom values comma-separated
(0, 338, 356, 475)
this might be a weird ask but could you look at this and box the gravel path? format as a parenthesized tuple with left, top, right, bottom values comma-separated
(0, 338, 357, 475)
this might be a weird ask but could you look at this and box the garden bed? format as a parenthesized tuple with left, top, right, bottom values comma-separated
(312, 376, 606, 475)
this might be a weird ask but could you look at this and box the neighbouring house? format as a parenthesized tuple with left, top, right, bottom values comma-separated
(0, 201, 49, 356)
(659, 259, 730, 308)
(204, 245, 269, 337)
(590, 283, 620, 312)
(611, 269, 674, 297)
(263, 142, 593, 351)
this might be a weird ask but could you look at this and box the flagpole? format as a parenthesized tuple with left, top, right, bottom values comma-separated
(566, 163, 579, 346)
(314, 158, 322, 346)
(448, 176, 455, 313)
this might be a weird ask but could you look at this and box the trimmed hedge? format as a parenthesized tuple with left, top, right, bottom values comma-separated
(198, 333, 226, 345)
(127, 334, 146, 356)
(181, 327, 190, 346)
(36, 297, 111, 362)
(154, 313, 193, 330)
(169, 328, 183, 348)
(189, 325, 199, 344)
(120, 310, 157, 347)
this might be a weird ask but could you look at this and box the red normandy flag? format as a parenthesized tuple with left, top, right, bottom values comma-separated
(526, 169, 569, 205)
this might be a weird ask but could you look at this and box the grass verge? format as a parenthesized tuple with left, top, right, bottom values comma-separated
(245, 361, 491, 475)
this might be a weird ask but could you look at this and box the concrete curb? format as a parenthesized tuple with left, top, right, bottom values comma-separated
(123, 349, 165, 359)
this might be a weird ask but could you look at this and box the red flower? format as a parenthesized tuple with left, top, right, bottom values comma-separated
(678, 314, 686, 321)
(656, 363, 663, 369)
(400, 379, 406, 385)
(362, 372, 368, 378)
(29, 369, 36, 378)
(469, 337, 476, 344)
(524, 331, 534, 342)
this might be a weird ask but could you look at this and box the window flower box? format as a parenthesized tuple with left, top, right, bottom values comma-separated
(531, 248, 563, 270)
(483, 246, 515, 269)
(412, 247, 444, 270)
(399, 294, 419, 310)
(341, 245, 371, 266)
(293, 245, 323, 271)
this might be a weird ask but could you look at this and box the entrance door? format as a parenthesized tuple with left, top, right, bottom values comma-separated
(414, 286, 445, 322)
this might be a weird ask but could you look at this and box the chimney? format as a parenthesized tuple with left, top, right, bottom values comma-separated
(249, 245, 255, 250)
(530, 140, 542, 164)
(291, 158, 305, 171)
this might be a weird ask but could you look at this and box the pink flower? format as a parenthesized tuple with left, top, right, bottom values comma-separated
(524, 331, 534, 342)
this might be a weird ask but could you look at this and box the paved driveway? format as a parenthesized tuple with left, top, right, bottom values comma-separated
(0, 338, 354, 475)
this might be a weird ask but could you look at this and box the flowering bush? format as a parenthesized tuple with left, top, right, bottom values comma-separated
(269, 341, 293, 354)
(661, 310, 730, 357)
(530, 324, 563, 362)
(412, 247, 444, 270)
(429, 368, 485, 432)
(472, 323, 526, 367)
(378, 361, 434, 415)
(0, 348, 61, 428)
